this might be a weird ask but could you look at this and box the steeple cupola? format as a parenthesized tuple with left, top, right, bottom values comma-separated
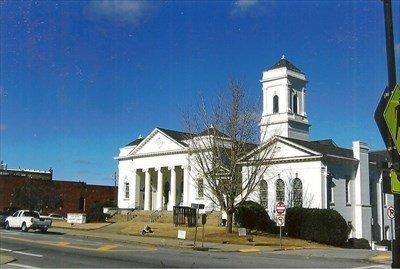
(260, 56, 310, 142)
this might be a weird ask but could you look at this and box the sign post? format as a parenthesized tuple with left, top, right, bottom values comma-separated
(388, 206, 395, 252)
(275, 201, 286, 250)
(201, 214, 207, 248)
(375, 1, 399, 267)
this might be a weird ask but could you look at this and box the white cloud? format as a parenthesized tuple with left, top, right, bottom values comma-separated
(230, 0, 261, 16)
(86, 0, 156, 25)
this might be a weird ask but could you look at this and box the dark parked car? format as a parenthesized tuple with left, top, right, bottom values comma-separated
(0, 208, 20, 228)
(0, 212, 11, 227)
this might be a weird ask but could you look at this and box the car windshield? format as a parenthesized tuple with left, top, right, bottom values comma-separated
(23, 211, 40, 218)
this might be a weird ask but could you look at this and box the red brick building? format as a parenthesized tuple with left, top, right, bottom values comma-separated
(0, 171, 117, 216)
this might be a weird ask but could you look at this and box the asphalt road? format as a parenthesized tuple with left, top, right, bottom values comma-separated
(0, 229, 388, 268)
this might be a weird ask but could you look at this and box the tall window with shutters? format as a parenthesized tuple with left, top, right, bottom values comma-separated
(259, 180, 268, 208)
(276, 178, 285, 202)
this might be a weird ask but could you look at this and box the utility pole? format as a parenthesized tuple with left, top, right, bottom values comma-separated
(382, 1, 399, 267)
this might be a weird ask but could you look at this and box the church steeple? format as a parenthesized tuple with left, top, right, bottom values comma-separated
(259, 56, 310, 142)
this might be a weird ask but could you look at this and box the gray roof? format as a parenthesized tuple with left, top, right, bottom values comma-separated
(196, 127, 228, 138)
(125, 137, 144, 147)
(269, 58, 304, 74)
(282, 137, 355, 159)
(157, 127, 194, 144)
(369, 150, 389, 168)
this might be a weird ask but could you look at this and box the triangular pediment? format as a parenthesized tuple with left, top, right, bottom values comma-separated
(244, 137, 321, 162)
(272, 139, 319, 159)
(129, 129, 186, 156)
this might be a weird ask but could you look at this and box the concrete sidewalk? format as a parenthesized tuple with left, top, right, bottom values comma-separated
(0, 254, 16, 265)
(49, 227, 390, 264)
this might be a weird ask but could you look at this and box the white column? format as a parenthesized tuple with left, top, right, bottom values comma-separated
(183, 165, 190, 206)
(169, 166, 177, 210)
(131, 168, 137, 208)
(156, 167, 163, 210)
(144, 168, 151, 211)
(302, 89, 306, 116)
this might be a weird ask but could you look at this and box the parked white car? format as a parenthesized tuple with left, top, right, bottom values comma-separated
(5, 210, 52, 232)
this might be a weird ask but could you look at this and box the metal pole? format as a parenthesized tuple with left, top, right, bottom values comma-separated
(383, 1, 399, 267)
(193, 209, 198, 248)
(391, 218, 394, 252)
(280, 226, 282, 250)
(202, 223, 205, 248)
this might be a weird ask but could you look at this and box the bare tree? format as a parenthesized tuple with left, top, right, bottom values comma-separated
(183, 80, 277, 233)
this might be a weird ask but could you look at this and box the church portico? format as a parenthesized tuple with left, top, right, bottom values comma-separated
(119, 163, 187, 211)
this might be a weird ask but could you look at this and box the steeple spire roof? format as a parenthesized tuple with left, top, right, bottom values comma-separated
(268, 56, 303, 74)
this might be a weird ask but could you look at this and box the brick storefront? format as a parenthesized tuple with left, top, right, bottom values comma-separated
(0, 175, 117, 216)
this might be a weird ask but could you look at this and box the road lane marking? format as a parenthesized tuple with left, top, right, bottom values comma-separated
(56, 242, 70, 247)
(2, 235, 156, 252)
(13, 251, 43, 258)
(239, 248, 260, 253)
(97, 244, 117, 251)
(1, 248, 42, 258)
(8, 263, 40, 269)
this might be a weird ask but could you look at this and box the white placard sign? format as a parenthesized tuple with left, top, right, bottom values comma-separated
(276, 215, 285, 227)
(177, 230, 186, 240)
(67, 213, 86, 224)
(238, 228, 247, 237)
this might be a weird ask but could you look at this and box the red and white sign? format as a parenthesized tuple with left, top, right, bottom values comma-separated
(275, 201, 286, 215)
(387, 206, 395, 220)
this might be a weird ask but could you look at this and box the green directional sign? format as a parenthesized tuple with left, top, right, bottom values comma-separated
(390, 169, 400, 194)
(384, 84, 400, 155)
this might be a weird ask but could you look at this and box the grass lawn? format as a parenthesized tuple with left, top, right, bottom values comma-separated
(118, 220, 328, 249)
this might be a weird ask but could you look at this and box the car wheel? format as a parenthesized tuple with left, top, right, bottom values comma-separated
(5, 221, 10, 230)
(40, 228, 48, 233)
(21, 222, 28, 232)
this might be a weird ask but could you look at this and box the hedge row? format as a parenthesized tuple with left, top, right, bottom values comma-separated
(285, 207, 349, 246)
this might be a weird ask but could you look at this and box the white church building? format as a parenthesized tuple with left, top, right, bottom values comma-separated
(116, 57, 393, 242)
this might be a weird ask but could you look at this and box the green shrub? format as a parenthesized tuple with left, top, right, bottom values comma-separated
(234, 201, 276, 233)
(285, 208, 349, 246)
(345, 238, 371, 249)
(86, 200, 116, 223)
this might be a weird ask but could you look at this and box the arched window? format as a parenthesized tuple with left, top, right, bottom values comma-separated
(259, 180, 268, 208)
(276, 179, 285, 202)
(292, 178, 303, 207)
(292, 94, 298, 114)
(273, 95, 279, 114)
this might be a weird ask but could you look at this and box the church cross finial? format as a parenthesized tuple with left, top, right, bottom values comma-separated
(281, 54, 285, 60)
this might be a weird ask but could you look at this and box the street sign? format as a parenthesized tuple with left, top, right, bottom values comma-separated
(390, 169, 400, 194)
(275, 201, 286, 215)
(387, 206, 395, 220)
(276, 215, 285, 227)
(384, 84, 400, 155)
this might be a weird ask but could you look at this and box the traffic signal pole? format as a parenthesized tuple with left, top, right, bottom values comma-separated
(382, 1, 399, 267)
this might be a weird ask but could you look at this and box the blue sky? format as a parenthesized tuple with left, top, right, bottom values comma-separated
(1, 0, 400, 185)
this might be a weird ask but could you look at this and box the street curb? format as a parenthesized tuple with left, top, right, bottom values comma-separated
(0, 255, 17, 265)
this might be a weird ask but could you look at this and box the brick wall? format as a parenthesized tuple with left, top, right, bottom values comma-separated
(0, 175, 117, 216)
